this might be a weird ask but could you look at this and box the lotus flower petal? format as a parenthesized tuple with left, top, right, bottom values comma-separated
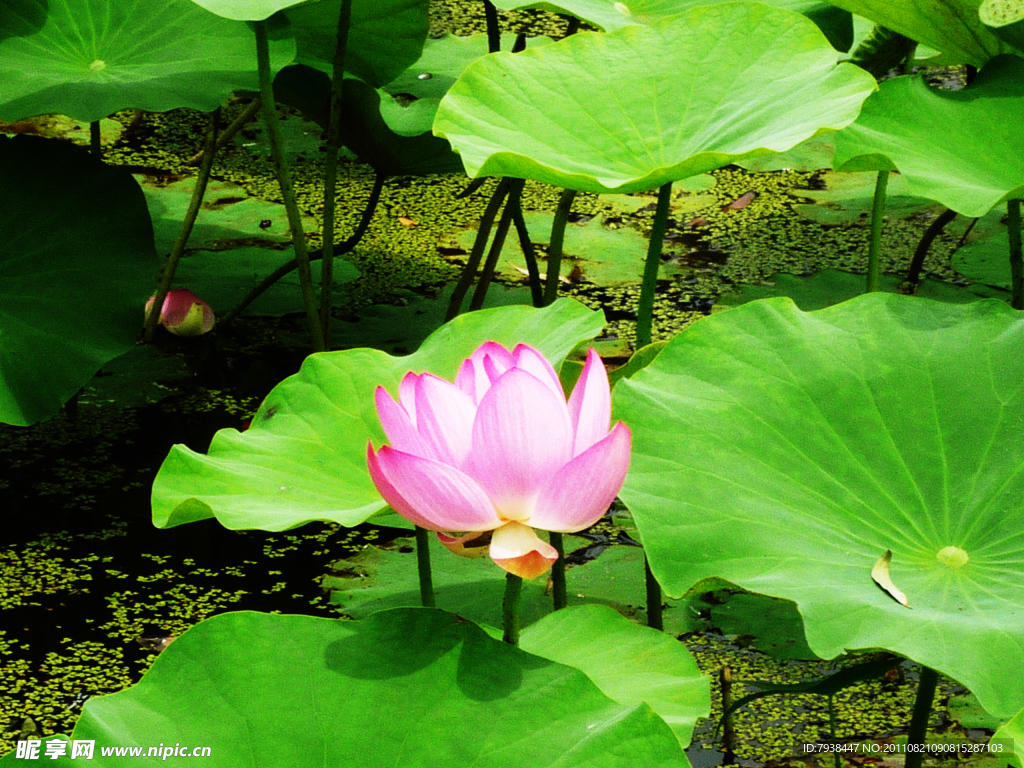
(489, 521, 558, 579)
(469, 368, 573, 520)
(398, 372, 419, 423)
(367, 445, 502, 532)
(414, 374, 476, 467)
(530, 422, 632, 532)
(146, 288, 215, 336)
(567, 347, 612, 456)
(512, 343, 565, 400)
(437, 530, 492, 558)
(456, 341, 515, 402)
(375, 386, 432, 458)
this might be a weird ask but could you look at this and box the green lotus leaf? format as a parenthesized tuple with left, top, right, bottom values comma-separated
(0, 135, 157, 426)
(492, 0, 852, 50)
(186, 0, 308, 21)
(821, 0, 1017, 65)
(285, 0, 428, 87)
(152, 299, 604, 531)
(951, 208, 1017, 288)
(994, 706, 1024, 767)
(434, 3, 876, 194)
(613, 293, 1024, 719)
(0, 0, 295, 122)
(55, 609, 687, 767)
(520, 604, 710, 748)
(834, 56, 1024, 218)
(717, 269, 1004, 310)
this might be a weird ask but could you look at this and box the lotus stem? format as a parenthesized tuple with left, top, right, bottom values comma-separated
(90, 120, 101, 158)
(446, 178, 511, 321)
(636, 181, 673, 347)
(483, 0, 501, 52)
(471, 178, 524, 311)
(1009, 199, 1022, 310)
(828, 695, 840, 768)
(502, 572, 523, 645)
(255, 19, 325, 353)
(866, 170, 889, 293)
(144, 108, 220, 343)
(549, 532, 567, 610)
(319, 0, 354, 349)
(720, 666, 737, 759)
(414, 525, 436, 608)
(185, 99, 262, 166)
(904, 666, 939, 768)
(543, 188, 577, 306)
(904, 207, 957, 290)
(511, 190, 543, 306)
(645, 555, 663, 630)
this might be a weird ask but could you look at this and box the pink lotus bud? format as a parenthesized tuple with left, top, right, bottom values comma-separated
(367, 342, 631, 579)
(146, 289, 215, 337)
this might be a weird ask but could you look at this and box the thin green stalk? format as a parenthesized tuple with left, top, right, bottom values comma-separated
(511, 192, 543, 307)
(543, 188, 577, 305)
(90, 120, 101, 157)
(866, 170, 889, 293)
(904, 667, 939, 768)
(470, 179, 524, 311)
(446, 178, 511, 321)
(144, 108, 220, 343)
(904, 207, 957, 289)
(645, 555, 663, 630)
(720, 667, 736, 759)
(414, 525, 436, 608)
(502, 572, 523, 645)
(483, 0, 501, 52)
(1008, 198, 1022, 310)
(185, 99, 262, 166)
(320, 0, 354, 349)
(255, 19, 325, 353)
(549, 532, 567, 610)
(635, 182, 673, 347)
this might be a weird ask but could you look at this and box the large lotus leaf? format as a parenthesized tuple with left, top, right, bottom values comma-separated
(0, 0, 295, 123)
(50, 609, 687, 767)
(152, 299, 604, 531)
(491, 0, 852, 49)
(520, 604, 711, 749)
(0, 135, 157, 426)
(833, 56, 1024, 218)
(613, 293, 1024, 719)
(327, 535, 701, 635)
(820, 0, 1017, 65)
(186, 0, 308, 21)
(285, 0, 428, 87)
(434, 3, 876, 195)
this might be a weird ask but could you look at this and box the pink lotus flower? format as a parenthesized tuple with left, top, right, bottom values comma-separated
(146, 289, 215, 337)
(367, 342, 631, 579)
